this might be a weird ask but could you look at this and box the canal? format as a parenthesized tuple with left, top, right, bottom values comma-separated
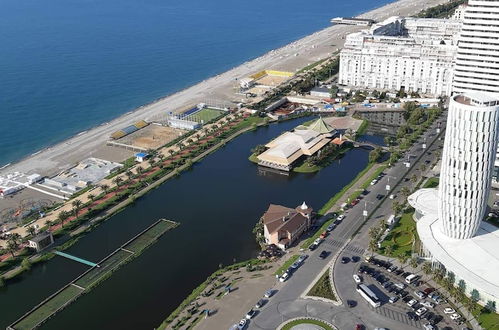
(1, 117, 370, 330)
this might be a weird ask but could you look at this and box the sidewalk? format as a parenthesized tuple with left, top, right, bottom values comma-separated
(326, 162, 384, 214)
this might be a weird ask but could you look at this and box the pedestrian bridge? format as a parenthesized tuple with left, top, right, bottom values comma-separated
(53, 251, 99, 267)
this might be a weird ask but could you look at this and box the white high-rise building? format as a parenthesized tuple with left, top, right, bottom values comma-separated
(453, 0, 499, 94)
(438, 93, 499, 239)
(339, 16, 461, 96)
(408, 92, 499, 306)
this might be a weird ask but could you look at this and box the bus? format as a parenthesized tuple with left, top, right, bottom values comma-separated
(405, 274, 418, 284)
(356, 284, 381, 308)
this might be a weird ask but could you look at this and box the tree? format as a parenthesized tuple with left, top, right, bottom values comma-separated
(392, 201, 403, 215)
(458, 279, 467, 293)
(58, 210, 70, 227)
(401, 186, 411, 197)
(100, 184, 110, 194)
(470, 289, 480, 303)
(420, 164, 427, 172)
(486, 300, 497, 313)
(6, 239, 19, 258)
(410, 174, 418, 184)
(369, 147, 383, 163)
(447, 271, 456, 285)
(125, 170, 134, 180)
(409, 257, 418, 269)
(384, 245, 393, 256)
(368, 240, 378, 252)
(21, 258, 31, 271)
(398, 254, 409, 265)
(88, 194, 95, 203)
(136, 166, 144, 175)
(26, 226, 36, 237)
(251, 144, 267, 156)
(113, 176, 123, 187)
(422, 261, 433, 275)
(71, 199, 83, 218)
(45, 220, 54, 228)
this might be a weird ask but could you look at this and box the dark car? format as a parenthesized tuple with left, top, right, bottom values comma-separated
(347, 300, 356, 308)
(341, 257, 350, 264)
(376, 194, 384, 200)
(352, 256, 360, 262)
(309, 243, 318, 251)
(395, 269, 404, 275)
(424, 287, 436, 295)
(433, 315, 443, 324)
(319, 250, 329, 259)
(424, 312, 435, 321)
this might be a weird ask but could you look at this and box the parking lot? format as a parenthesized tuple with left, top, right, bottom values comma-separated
(356, 256, 471, 330)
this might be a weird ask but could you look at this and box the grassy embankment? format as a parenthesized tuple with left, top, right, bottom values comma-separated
(281, 319, 334, 330)
(307, 270, 336, 301)
(274, 255, 300, 276)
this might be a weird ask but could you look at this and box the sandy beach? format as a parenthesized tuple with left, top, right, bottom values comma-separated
(0, 0, 447, 178)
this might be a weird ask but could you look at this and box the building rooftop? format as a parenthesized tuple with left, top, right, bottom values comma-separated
(407, 188, 439, 216)
(454, 92, 499, 107)
(418, 213, 499, 302)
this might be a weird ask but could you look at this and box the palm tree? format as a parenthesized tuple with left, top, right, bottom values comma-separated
(401, 186, 411, 197)
(88, 194, 95, 203)
(167, 149, 174, 157)
(410, 174, 418, 184)
(398, 254, 408, 265)
(45, 220, 54, 228)
(125, 170, 134, 180)
(409, 257, 419, 269)
(6, 239, 19, 258)
(100, 184, 110, 194)
(384, 245, 394, 256)
(58, 210, 70, 226)
(420, 164, 427, 172)
(422, 261, 433, 275)
(136, 166, 144, 175)
(26, 226, 36, 237)
(71, 199, 83, 218)
(368, 240, 378, 252)
(113, 176, 123, 187)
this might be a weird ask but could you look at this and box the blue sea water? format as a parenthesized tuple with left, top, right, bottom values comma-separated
(0, 0, 391, 166)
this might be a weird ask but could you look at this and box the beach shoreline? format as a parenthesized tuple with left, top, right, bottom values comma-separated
(0, 0, 445, 178)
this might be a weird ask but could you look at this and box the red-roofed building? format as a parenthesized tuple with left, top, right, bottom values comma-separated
(261, 202, 313, 250)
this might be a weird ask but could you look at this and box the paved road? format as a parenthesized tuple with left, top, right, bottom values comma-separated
(248, 112, 447, 330)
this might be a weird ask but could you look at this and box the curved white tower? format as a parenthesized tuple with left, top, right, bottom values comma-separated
(453, 0, 499, 94)
(438, 92, 499, 239)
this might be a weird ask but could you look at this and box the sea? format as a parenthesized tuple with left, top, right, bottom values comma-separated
(0, 0, 391, 167)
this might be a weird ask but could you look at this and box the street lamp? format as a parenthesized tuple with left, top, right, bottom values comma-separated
(422, 136, 427, 150)
(385, 175, 397, 192)
(363, 200, 375, 220)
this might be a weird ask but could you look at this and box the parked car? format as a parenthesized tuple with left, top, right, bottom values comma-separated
(394, 282, 406, 290)
(279, 272, 290, 282)
(376, 194, 384, 200)
(450, 313, 461, 320)
(255, 299, 266, 308)
(443, 308, 455, 314)
(415, 291, 427, 299)
(389, 296, 399, 303)
(423, 287, 436, 295)
(388, 265, 398, 272)
(416, 307, 428, 316)
(341, 257, 350, 264)
(297, 254, 308, 263)
(264, 289, 274, 298)
(407, 299, 418, 307)
(326, 224, 336, 232)
(309, 243, 318, 251)
(337, 214, 345, 221)
(353, 274, 362, 283)
(347, 300, 356, 308)
(320, 231, 328, 239)
(237, 318, 247, 329)
(421, 301, 435, 308)
(370, 179, 378, 185)
(245, 309, 256, 319)
(423, 323, 436, 330)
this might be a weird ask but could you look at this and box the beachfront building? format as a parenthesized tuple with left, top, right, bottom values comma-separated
(453, 0, 499, 95)
(408, 92, 499, 306)
(261, 202, 313, 250)
(339, 16, 461, 96)
(28, 231, 54, 252)
(256, 118, 335, 171)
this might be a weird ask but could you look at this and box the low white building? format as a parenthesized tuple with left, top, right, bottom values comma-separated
(339, 16, 461, 96)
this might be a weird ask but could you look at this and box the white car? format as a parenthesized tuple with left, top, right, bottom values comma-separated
(444, 307, 456, 314)
(407, 299, 418, 307)
(337, 214, 345, 221)
(450, 313, 461, 320)
(237, 318, 247, 329)
(314, 237, 324, 245)
(416, 307, 428, 316)
(421, 301, 435, 308)
(394, 282, 406, 290)
(279, 272, 290, 282)
(353, 274, 362, 283)
(389, 296, 399, 303)
(423, 324, 435, 330)
(370, 179, 378, 185)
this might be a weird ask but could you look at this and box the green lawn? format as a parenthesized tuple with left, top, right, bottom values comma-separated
(275, 255, 299, 276)
(307, 270, 336, 301)
(248, 153, 259, 164)
(380, 209, 416, 258)
(13, 285, 83, 330)
(189, 108, 225, 124)
(293, 162, 320, 173)
(423, 177, 439, 188)
(477, 310, 499, 330)
(281, 318, 334, 330)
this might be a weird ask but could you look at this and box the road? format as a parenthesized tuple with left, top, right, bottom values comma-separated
(247, 112, 447, 330)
